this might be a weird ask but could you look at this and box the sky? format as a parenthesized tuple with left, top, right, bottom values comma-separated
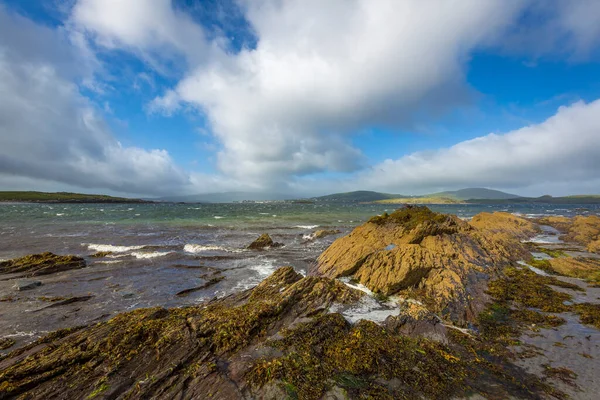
(1, 0, 600, 198)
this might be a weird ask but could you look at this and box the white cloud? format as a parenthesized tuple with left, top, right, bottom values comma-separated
(499, 0, 600, 60)
(332, 99, 600, 195)
(144, 0, 526, 186)
(0, 51, 192, 195)
(3, 1, 600, 196)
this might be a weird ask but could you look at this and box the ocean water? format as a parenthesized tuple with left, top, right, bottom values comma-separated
(0, 202, 598, 348)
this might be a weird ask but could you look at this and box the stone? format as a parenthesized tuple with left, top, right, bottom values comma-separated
(0, 337, 15, 350)
(0, 252, 86, 277)
(247, 233, 283, 250)
(313, 229, 342, 239)
(13, 280, 42, 291)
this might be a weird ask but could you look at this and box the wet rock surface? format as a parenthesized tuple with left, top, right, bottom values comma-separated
(0, 267, 556, 400)
(12, 280, 42, 291)
(0, 252, 86, 278)
(247, 233, 284, 250)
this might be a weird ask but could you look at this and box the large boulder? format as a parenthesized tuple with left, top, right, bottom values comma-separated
(0, 252, 86, 278)
(316, 206, 535, 323)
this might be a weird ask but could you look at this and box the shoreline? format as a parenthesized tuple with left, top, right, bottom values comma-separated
(1, 206, 599, 398)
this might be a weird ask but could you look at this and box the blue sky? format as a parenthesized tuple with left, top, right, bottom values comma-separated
(1, 0, 600, 197)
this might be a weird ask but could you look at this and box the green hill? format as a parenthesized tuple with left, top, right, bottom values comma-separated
(430, 188, 521, 201)
(314, 190, 406, 202)
(0, 191, 149, 203)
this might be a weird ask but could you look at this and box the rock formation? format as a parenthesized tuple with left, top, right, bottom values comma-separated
(315, 207, 536, 323)
(247, 233, 283, 250)
(0, 252, 86, 278)
(313, 229, 341, 239)
(537, 215, 600, 253)
(563, 215, 600, 253)
(0, 266, 553, 400)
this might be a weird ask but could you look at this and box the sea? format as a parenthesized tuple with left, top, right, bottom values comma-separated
(0, 202, 598, 347)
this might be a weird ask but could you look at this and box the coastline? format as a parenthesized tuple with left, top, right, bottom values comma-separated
(0, 205, 599, 398)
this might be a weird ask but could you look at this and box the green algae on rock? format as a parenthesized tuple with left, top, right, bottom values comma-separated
(0, 267, 361, 399)
(0, 252, 86, 277)
(0, 264, 561, 400)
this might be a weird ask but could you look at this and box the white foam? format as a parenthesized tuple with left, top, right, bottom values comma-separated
(338, 277, 374, 295)
(3, 330, 47, 338)
(95, 260, 124, 264)
(86, 243, 145, 253)
(329, 296, 400, 324)
(56, 213, 64, 216)
(526, 235, 562, 244)
(214, 216, 224, 219)
(232, 261, 278, 291)
(131, 251, 173, 259)
(184, 244, 243, 253)
(295, 225, 319, 229)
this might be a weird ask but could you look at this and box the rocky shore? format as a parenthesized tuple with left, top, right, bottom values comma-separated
(1, 206, 599, 399)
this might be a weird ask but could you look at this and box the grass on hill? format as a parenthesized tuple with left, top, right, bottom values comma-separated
(373, 197, 463, 205)
(0, 191, 146, 203)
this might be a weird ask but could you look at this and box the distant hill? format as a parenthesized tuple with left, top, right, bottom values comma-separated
(0, 191, 149, 203)
(313, 191, 405, 202)
(316, 188, 521, 203)
(467, 195, 600, 204)
(156, 191, 297, 203)
(374, 196, 462, 205)
(430, 188, 521, 201)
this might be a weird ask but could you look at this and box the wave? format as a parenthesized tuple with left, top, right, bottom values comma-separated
(131, 251, 173, 259)
(85, 243, 146, 253)
(94, 260, 124, 264)
(232, 261, 279, 291)
(295, 225, 319, 229)
(183, 244, 243, 253)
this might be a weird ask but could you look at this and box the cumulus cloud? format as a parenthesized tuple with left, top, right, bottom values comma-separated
(3, 1, 600, 196)
(339, 99, 600, 195)
(0, 53, 191, 195)
(73, 0, 528, 186)
(152, 0, 526, 185)
(500, 0, 600, 60)
(0, 5, 229, 196)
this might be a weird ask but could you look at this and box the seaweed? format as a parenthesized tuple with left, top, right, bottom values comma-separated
(367, 205, 449, 229)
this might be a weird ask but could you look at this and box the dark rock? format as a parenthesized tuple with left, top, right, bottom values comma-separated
(34, 296, 93, 312)
(176, 276, 225, 296)
(13, 280, 42, 291)
(89, 251, 112, 258)
(0, 252, 86, 278)
(247, 234, 283, 250)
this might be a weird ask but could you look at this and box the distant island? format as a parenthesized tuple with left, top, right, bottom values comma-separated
(312, 188, 600, 205)
(2, 188, 600, 204)
(0, 191, 150, 204)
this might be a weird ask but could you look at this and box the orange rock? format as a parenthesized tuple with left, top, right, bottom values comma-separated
(316, 207, 538, 323)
